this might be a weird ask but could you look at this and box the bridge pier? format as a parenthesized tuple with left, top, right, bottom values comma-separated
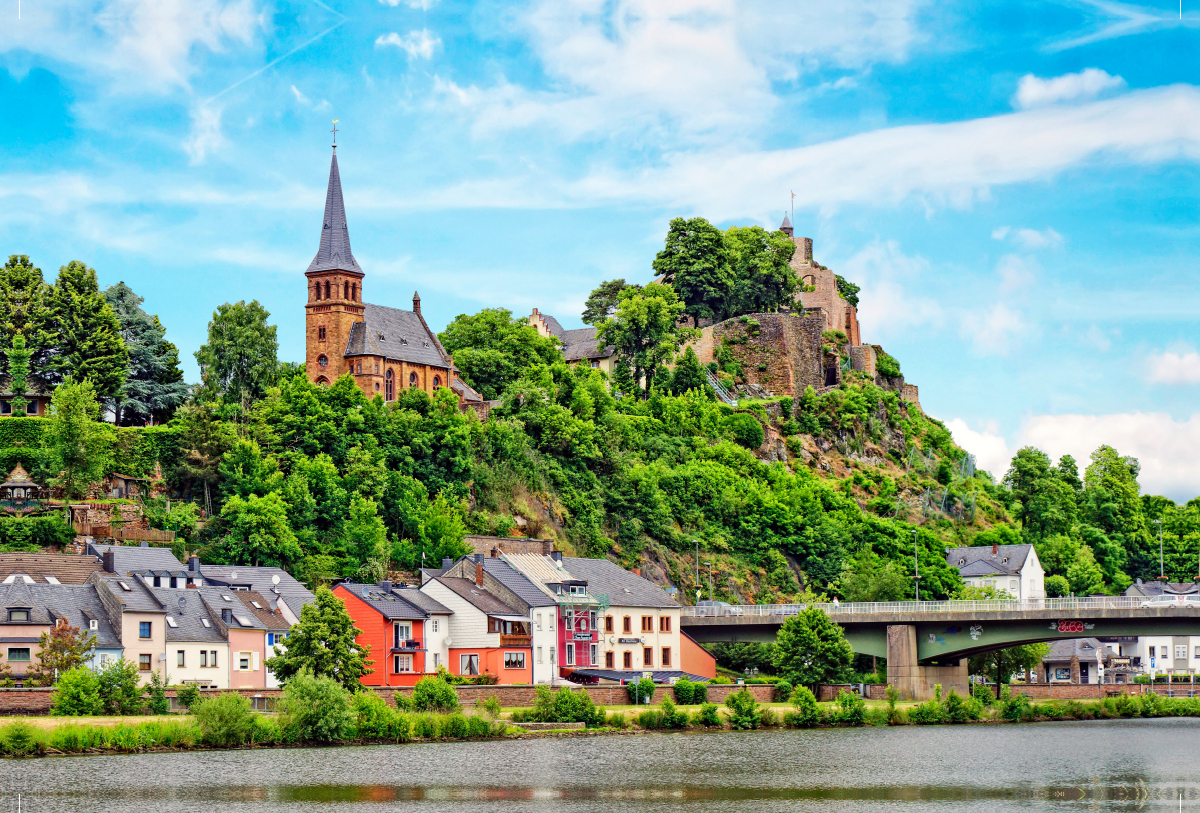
(887, 625, 969, 701)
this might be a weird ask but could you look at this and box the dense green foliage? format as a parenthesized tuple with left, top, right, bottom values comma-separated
(773, 608, 854, 688)
(439, 308, 562, 401)
(265, 587, 372, 690)
(278, 669, 357, 742)
(723, 688, 762, 730)
(411, 676, 460, 713)
(194, 691, 256, 746)
(104, 281, 188, 425)
(50, 667, 103, 716)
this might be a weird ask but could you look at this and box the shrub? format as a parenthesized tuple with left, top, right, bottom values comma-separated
(774, 680, 793, 703)
(724, 689, 761, 730)
(636, 709, 665, 729)
(692, 682, 707, 703)
(1108, 691, 1138, 718)
(673, 678, 695, 705)
(353, 690, 403, 739)
(627, 677, 656, 705)
(412, 676, 460, 713)
(279, 670, 355, 743)
(466, 715, 492, 737)
(250, 714, 281, 745)
(531, 686, 607, 727)
(194, 692, 255, 747)
(476, 695, 503, 720)
(607, 711, 628, 729)
(692, 703, 721, 727)
(439, 713, 470, 739)
(1000, 691, 1031, 722)
(759, 707, 779, 727)
(146, 671, 171, 716)
(96, 658, 143, 715)
(876, 353, 900, 379)
(51, 666, 102, 716)
(943, 690, 981, 723)
(787, 686, 820, 727)
(659, 697, 690, 729)
(176, 683, 202, 712)
(884, 685, 906, 725)
(0, 721, 46, 756)
(724, 413, 764, 449)
(832, 690, 866, 726)
(971, 682, 995, 707)
(412, 714, 437, 739)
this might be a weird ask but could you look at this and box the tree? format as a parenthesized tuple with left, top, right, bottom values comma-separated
(45, 379, 111, 500)
(218, 439, 284, 500)
(835, 275, 861, 309)
(5, 333, 31, 416)
(1084, 445, 1153, 581)
(265, 586, 373, 691)
(44, 261, 128, 398)
(969, 642, 1048, 689)
(103, 282, 189, 425)
(212, 492, 302, 568)
(51, 666, 103, 716)
(0, 255, 54, 392)
(1044, 574, 1070, 597)
(724, 226, 797, 316)
(1066, 545, 1106, 596)
(582, 279, 637, 326)
(96, 658, 144, 714)
(27, 621, 95, 686)
(438, 308, 563, 401)
(194, 300, 279, 411)
(651, 217, 735, 326)
(669, 345, 708, 396)
(837, 547, 909, 602)
(772, 607, 854, 688)
(595, 283, 698, 399)
(342, 496, 389, 568)
(174, 403, 236, 517)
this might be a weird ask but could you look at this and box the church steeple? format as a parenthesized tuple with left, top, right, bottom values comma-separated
(307, 149, 362, 274)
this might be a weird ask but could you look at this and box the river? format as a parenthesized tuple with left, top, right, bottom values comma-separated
(5, 718, 1200, 811)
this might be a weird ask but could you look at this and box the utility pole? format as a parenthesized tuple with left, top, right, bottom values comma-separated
(706, 562, 713, 602)
(694, 539, 699, 598)
(913, 528, 920, 602)
(1157, 518, 1164, 580)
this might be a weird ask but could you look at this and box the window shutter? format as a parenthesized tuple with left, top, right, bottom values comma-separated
(252, 652, 260, 671)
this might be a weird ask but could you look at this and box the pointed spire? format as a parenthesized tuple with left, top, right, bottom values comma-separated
(779, 212, 794, 237)
(307, 149, 362, 274)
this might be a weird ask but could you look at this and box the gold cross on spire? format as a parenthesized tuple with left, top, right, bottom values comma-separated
(331, 119, 339, 148)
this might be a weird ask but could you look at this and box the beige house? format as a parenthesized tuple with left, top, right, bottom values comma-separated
(528, 309, 617, 374)
(89, 572, 168, 683)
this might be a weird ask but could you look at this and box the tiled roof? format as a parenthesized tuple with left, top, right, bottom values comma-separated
(89, 572, 165, 613)
(945, 545, 1033, 577)
(538, 313, 565, 337)
(235, 591, 291, 630)
(198, 565, 315, 612)
(306, 150, 362, 274)
(335, 582, 429, 620)
(563, 557, 678, 609)
(1125, 581, 1200, 597)
(558, 326, 614, 362)
(88, 543, 187, 575)
(0, 553, 102, 585)
(433, 577, 523, 615)
(344, 304, 449, 368)
(451, 377, 484, 403)
(1042, 637, 1115, 664)
(481, 558, 556, 608)
(0, 584, 121, 648)
(196, 588, 269, 631)
(148, 587, 225, 643)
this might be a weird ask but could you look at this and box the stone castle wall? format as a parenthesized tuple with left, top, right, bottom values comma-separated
(685, 312, 825, 397)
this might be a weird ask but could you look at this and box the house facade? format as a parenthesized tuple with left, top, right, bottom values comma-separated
(150, 586, 229, 689)
(527, 309, 616, 374)
(501, 553, 602, 678)
(0, 582, 123, 683)
(89, 572, 167, 684)
(420, 573, 533, 683)
(946, 544, 1045, 600)
(333, 581, 453, 686)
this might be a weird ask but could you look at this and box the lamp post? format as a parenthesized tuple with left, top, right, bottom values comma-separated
(694, 539, 700, 598)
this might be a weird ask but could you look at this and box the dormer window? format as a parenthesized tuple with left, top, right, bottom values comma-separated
(7, 609, 29, 622)
(89, 619, 98, 631)
(958, 558, 965, 566)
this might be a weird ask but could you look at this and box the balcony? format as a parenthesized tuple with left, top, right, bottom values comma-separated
(500, 634, 532, 647)
(391, 639, 422, 652)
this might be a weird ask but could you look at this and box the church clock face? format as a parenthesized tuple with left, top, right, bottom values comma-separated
(318, 354, 329, 368)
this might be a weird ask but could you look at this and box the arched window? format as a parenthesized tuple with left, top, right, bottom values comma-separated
(409, 372, 417, 388)
(351, 283, 358, 301)
(315, 376, 330, 386)
(314, 282, 321, 301)
(433, 375, 441, 389)
(324, 280, 331, 299)
(385, 369, 394, 401)
(317, 354, 328, 368)
(344, 281, 350, 299)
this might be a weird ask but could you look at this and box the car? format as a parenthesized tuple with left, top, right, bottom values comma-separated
(1139, 594, 1200, 608)
(695, 600, 743, 617)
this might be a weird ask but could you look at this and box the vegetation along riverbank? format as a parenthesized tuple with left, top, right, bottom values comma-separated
(8, 679, 1200, 758)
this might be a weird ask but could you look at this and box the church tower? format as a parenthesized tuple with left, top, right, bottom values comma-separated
(305, 143, 365, 384)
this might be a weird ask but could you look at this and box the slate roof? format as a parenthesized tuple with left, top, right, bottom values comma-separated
(344, 304, 449, 367)
(1042, 638, 1115, 664)
(481, 557, 556, 608)
(88, 543, 187, 575)
(563, 557, 678, 609)
(559, 326, 613, 362)
(393, 586, 452, 615)
(0, 584, 122, 649)
(433, 577, 523, 616)
(89, 572, 165, 613)
(306, 150, 362, 274)
(198, 565, 315, 612)
(0, 553, 102, 585)
(780, 213, 792, 230)
(945, 545, 1033, 577)
(1125, 581, 1200, 597)
(148, 587, 225, 643)
(236, 591, 291, 630)
(451, 377, 484, 403)
(336, 582, 432, 620)
(537, 313, 566, 337)
(195, 588, 269, 631)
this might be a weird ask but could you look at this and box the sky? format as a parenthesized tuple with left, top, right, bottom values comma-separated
(3, 0, 1200, 498)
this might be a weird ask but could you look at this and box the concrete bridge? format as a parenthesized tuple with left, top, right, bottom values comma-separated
(680, 597, 1200, 700)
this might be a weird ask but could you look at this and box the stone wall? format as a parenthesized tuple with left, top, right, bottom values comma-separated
(70, 503, 146, 530)
(849, 345, 877, 377)
(684, 312, 824, 398)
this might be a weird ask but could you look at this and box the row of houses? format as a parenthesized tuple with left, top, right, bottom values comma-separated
(335, 546, 715, 687)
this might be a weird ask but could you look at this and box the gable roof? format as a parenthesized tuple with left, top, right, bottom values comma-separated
(344, 304, 449, 368)
(335, 582, 434, 620)
(481, 557, 556, 608)
(562, 557, 678, 609)
(945, 545, 1034, 577)
(88, 543, 187, 575)
(0, 553, 102, 585)
(559, 327, 614, 362)
(306, 150, 362, 274)
(148, 587, 226, 642)
(235, 590, 292, 630)
(433, 577, 522, 616)
(451, 377, 484, 403)
(89, 572, 165, 613)
(1042, 637, 1115, 664)
(0, 584, 121, 648)
(197, 565, 315, 612)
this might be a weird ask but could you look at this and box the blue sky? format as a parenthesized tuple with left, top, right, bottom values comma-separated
(3, 0, 1200, 496)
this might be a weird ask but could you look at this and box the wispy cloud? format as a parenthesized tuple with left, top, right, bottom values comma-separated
(1013, 68, 1126, 109)
(1147, 350, 1200, 384)
(376, 29, 441, 59)
(378, 0, 439, 7)
(840, 240, 943, 338)
(1047, 0, 1195, 52)
(992, 226, 1064, 250)
(964, 302, 1028, 355)
(995, 254, 1037, 292)
(184, 105, 227, 163)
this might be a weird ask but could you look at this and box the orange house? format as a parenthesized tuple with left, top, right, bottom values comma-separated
(419, 574, 534, 684)
(334, 581, 453, 687)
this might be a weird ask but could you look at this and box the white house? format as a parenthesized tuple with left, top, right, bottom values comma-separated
(946, 544, 1045, 600)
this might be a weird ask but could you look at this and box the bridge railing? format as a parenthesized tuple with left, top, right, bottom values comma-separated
(683, 596, 1158, 618)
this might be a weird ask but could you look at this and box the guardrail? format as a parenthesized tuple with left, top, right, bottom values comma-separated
(682, 596, 1185, 618)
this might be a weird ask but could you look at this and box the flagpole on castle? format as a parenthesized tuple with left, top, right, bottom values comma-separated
(790, 190, 795, 229)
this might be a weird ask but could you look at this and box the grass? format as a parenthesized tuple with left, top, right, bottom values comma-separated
(11, 715, 183, 731)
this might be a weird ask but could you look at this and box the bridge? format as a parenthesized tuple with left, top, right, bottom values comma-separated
(680, 597, 1200, 700)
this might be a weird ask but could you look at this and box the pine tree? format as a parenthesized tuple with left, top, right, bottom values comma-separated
(5, 333, 30, 416)
(670, 345, 709, 396)
(0, 255, 54, 392)
(265, 586, 373, 691)
(103, 282, 189, 425)
(44, 261, 128, 399)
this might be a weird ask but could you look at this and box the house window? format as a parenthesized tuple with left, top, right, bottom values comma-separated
(605, 651, 614, 668)
(1194, 646, 1200, 659)
(461, 654, 480, 676)
(589, 644, 597, 666)
(661, 647, 671, 667)
(565, 643, 575, 666)
(605, 615, 614, 633)
(385, 369, 394, 401)
(536, 613, 542, 631)
(7, 609, 29, 622)
(324, 280, 331, 299)
(7, 648, 30, 662)
(153, 576, 162, 587)
(433, 376, 441, 389)
(139, 654, 152, 671)
(210, 651, 218, 668)
(623, 650, 632, 669)
(504, 652, 525, 670)
(139, 622, 152, 639)
(431, 620, 438, 633)
(537, 647, 543, 664)
(1176, 645, 1188, 660)
(659, 616, 671, 633)
(200, 651, 208, 667)
(589, 611, 597, 631)
(177, 650, 185, 667)
(623, 616, 632, 634)
(1149, 647, 1157, 659)
(643, 647, 653, 667)
(641, 616, 653, 633)
(393, 623, 412, 648)
(394, 654, 413, 673)
(432, 653, 439, 668)
(89, 620, 98, 631)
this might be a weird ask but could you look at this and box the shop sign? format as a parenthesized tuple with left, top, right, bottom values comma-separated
(572, 632, 593, 641)
(618, 637, 641, 644)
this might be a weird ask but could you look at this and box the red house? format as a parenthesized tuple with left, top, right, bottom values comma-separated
(333, 580, 453, 687)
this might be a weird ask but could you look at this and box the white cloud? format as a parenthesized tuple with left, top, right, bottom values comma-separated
(184, 105, 227, 163)
(376, 29, 441, 60)
(1082, 324, 1114, 352)
(964, 302, 1027, 355)
(839, 240, 943, 338)
(290, 84, 331, 111)
(1146, 350, 1200, 384)
(378, 0, 439, 6)
(945, 418, 1014, 481)
(996, 254, 1036, 292)
(1013, 68, 1126, 110)
(993, 226, 1064, 250)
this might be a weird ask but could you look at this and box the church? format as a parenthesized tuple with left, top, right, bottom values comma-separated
(303, 145, 487, 416)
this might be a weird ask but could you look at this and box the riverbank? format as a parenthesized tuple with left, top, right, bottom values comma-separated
(8, 690, 1200, 758)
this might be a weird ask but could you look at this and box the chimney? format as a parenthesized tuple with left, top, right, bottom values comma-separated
(441, 558, 453, 570)
(378, 580, 392, 593)
(412, 291, 421, 314)
(221, 608, 232, 624)
(475, 561, 484, 588)
(188, 557, 200, 572)
(551, 551, 563, 565)
(102, 551, 116, 573)
(991, 544, 998, 557)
